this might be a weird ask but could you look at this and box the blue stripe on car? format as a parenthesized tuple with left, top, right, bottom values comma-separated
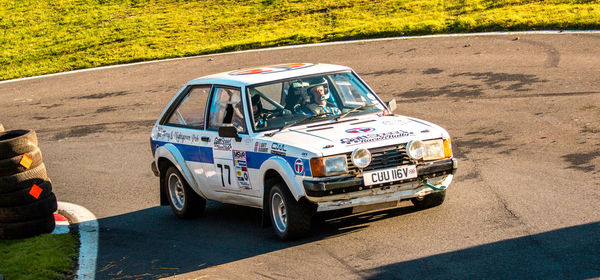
(153, 141, 214, 163)
(153, 141, 312, 177)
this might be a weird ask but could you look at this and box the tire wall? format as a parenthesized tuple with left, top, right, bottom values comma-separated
(0, 129, 57, 239)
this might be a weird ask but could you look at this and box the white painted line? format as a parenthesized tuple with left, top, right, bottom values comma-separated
(1, 30, 599, 85)
(58, 202, 98, 280)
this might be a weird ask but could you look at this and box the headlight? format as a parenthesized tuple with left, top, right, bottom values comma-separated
(407, 140, 424, 160)
(310, 155, 347, 177)
(351, 148, 371, 169)
(423, 138, 453, 160)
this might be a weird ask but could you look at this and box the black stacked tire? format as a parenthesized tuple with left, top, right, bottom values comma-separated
(0, 129, 57, 239)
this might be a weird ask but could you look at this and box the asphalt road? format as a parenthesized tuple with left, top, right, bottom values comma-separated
(1, 33, 599, 279)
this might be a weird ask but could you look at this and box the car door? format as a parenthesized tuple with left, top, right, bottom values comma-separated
(205, 86, 256, 196)
(160, 84, 213, 196)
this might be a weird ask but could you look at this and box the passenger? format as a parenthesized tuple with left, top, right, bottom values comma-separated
(251, 94, 267, 128)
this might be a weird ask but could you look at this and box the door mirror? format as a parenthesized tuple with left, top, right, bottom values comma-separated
(386, 98, 397, 112)
(218, 126, 241, 142)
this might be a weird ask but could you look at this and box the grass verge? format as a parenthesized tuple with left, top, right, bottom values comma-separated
(0, 233, 79, 280)
(1, 0, 599, 81)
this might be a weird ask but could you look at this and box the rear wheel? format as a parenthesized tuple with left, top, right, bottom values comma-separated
(269, 184, 312, 240)
(164, 166, 205, 218)
(411, 189, 446, 209)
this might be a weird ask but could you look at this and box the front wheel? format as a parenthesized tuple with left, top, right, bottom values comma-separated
(269, 184, 312, 240)
(164, 166, 206, 218)
(411, 189, 446, 209)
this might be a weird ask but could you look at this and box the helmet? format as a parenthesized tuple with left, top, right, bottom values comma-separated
(306, 76, 330, 102)
(251, 94, 262, 117)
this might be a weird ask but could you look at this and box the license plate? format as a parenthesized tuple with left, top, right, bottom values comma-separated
(363, 165, 417, 186)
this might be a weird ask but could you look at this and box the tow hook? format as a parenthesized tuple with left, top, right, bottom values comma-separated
(424, 181, 447, 191)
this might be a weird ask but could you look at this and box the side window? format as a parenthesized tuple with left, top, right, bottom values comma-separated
(207, 87, 247, 133)
(166, 85, 211, 128)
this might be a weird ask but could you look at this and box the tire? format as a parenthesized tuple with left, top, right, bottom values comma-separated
(0, 130, 38, 159)
(0, 214, 56, 239)
(0, 163, 48, 194)
(164, 166, 205, 218)
(411, 189, 446, 209)
(0, 180, 53, 207)
(0, 192, 57, 223)
(268, 184, 312, 241)
(0, 147, 43, 177)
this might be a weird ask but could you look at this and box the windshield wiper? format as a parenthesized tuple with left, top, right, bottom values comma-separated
(336, 103, 377, 120)
(265, 113, 331, 137)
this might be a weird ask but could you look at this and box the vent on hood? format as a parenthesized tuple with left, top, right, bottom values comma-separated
(306, 118, 358, 129)
(306, 127, 334, 132)
(349, 119, 376, 125)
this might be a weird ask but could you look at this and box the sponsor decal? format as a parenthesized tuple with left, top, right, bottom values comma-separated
(340, 130, 415, 145)
(155, 127, 202, 144)
(346, 127, 376, 134)
(294, 159, 304, 175)
(230, 63, 314, 75)
(271, 143, 287, 156)
(214, 137, 232, 151)
(232, 150, 251, 190)
(233, 150, 246, 160)
(254, 141, 269, 153)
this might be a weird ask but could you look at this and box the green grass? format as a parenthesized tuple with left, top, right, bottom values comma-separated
(1, 0, 599, 80)
(0, 233, 79, 280)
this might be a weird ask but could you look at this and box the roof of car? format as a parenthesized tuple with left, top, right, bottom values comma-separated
(187, 63, 352, 87)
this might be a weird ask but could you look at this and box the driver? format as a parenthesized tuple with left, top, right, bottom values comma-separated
(300, 77, 340, 116)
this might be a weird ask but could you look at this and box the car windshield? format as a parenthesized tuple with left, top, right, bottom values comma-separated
(248, 71, 385, 132)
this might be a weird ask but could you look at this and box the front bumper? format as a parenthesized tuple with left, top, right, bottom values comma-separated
(303, 158, 457, 212)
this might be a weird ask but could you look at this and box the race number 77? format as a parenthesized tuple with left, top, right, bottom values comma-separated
(216, 163, 231, 187)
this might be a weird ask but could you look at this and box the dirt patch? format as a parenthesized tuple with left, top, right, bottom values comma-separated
(75, 91, 131, 100)
(40, 103, 63, 109)
(96, 106, 117, 113)
(450, 72, 547, 92)
(53, 124, 107, 140)
(562, 151, 600, 173)
(362, 68, 406, 77)
(397, 83, 483, 98)
(423, 68, 443, 75)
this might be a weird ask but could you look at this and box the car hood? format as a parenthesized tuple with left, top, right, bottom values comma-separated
(260, 114, 449, 156)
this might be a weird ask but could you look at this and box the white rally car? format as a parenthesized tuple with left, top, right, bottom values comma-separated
(150, 63, 457, 240)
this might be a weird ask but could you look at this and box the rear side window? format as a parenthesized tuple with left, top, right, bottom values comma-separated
(166, 85, 211, 128)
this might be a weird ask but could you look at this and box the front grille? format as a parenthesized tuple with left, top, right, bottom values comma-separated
(346, 144, 413, 176)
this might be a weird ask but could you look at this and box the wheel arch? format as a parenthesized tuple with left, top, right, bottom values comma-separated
(155, 144, 207, 205)
(258, 157, 305, 201)
(157, 157, 174, 206)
